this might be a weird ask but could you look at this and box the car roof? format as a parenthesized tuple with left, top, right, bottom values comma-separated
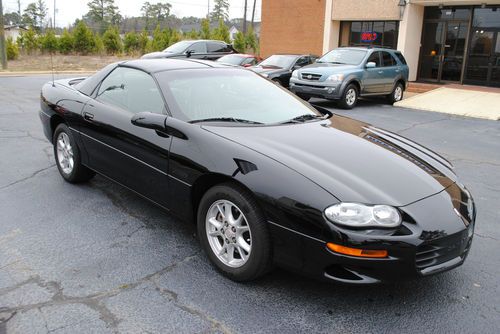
(119, 58, 228, 73)
(337, 46, 397, 52)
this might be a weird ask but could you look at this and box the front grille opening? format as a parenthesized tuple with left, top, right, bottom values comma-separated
(325, 265, 363, 281)
(301, 73, 322, 81)
(415, 244, 445, 269)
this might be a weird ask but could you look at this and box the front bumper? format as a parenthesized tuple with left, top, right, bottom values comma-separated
(289, 79, 342, 100)
(269, 183, 475, 284)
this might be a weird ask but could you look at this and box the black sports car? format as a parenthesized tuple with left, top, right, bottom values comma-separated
(141, 40, 236, 60)
(39, 59, 475, 284)
(250, 54, 318, 87)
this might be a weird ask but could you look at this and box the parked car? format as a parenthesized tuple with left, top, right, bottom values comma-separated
(39, 59, 475, 284)
(141, 39, 237, 60)
(290, 47, 409, 109)
(216, 54, 262, 67)
(249, 54, 318, 87)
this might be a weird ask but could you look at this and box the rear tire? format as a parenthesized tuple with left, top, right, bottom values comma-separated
(339, 84, 358, 109)
(197, 183, 272, 282)
(53, 123, 95, 183)
(388, 82, 404, 104)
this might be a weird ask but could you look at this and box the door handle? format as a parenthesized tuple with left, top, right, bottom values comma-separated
(83, 112, 94, 121)
(378, 70, 384, 74)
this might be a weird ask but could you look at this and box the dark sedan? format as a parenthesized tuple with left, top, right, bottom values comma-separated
(141, 39, 236, 60)
(250, 54, 317, 87)
(216, 54, 262, 67)
(39, 59, 475, 284)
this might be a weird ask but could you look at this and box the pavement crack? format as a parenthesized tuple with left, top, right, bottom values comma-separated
(474, 233, 498, 241)
(396, 117, 449, 134)
(0, 164, 56, 191)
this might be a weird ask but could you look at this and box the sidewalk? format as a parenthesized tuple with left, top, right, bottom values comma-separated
(396, 85, 500, 121)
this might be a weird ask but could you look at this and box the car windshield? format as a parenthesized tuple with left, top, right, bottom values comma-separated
(318, 49, 367, 65)
(216, 55, 245, 65)
(258, 55, 297, 69)
(155, 69, 322, 125)
(163, 41, 193, 53)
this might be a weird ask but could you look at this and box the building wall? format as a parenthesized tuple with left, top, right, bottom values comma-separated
(397, 3, 425, 81)
(331, 0, 401, 20)
(260, 0, 326, 57)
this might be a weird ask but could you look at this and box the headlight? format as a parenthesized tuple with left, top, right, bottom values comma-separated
(261, 73, 269, 78)
(292, 70, 299, 78)
(326, 74, 344, 82)
(324, 203, 402, 228)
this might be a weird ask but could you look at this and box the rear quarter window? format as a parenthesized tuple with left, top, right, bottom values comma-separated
(395, 52, 407, 65)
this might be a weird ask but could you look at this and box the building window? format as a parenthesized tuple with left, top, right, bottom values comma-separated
(340, 21, 399, 49)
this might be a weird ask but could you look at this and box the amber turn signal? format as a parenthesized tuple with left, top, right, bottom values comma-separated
(326, 242, 388, 258)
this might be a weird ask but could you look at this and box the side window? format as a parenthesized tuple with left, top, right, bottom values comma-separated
(295, 56, 310, 67)
(395, 52, 407, 65)
(207, 42, 227, 53)
(96, 67, 165, 114)
(241, 57, 257, 66)
(188, 42, 207, 54)
(381, 51, 396, 67)
(366, 51, 381, 67)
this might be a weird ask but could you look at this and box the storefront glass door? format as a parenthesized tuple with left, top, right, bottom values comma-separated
(465, 7, 500, 87)
(419, 20, 468, 82)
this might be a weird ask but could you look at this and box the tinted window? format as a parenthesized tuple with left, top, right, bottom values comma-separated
(97, 67, 164, 114)
(394, 52, 407, 65)
(155, 69, 321, 124)
(366, 52, 381, 67)
(188, 42, 207, 54)
(381, 51, 395, 66)
(259, 55, 298, 69)
(163, 40, 193, 53)
(242, 57, 257, 66)
(295, 56, 310, 67)
(207, 42, 226, 53)
(346, 21, 399, 49)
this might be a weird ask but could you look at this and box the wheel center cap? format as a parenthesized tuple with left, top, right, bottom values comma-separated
(224, 228, 235, 240)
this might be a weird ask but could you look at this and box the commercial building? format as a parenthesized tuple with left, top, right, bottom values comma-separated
(260, 0, 500, 87)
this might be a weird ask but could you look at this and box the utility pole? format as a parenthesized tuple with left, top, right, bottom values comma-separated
(243, 0, 247, 33)
(251, 0, 257, 29)
(53, 0, 56, 30)
(0, 0, 7, 70)
(207, 0, 210, 19)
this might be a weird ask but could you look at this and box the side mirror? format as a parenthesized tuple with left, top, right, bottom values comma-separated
(186, 50, 194, 57)
(131, 112, 187, 139)
(366, 62, 376, 68)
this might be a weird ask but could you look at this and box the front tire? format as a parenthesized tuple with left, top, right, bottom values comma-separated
(53, 124, 95, 183)
(339, 84, 358, 109)
(197, 183, 272, 282)
(388, 82, 404, 104)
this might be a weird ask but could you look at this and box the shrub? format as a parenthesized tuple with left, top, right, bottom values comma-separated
(22, 27, 39, 55)
(200, 18, 211, 40)
(93, 34, 104, 54)
(233, 31, 245, 53)
(170, 29, 182, 45)
(6, 37, 20, 60)
(73, 20, 95, 54)
(102, 26, 123, 55)
(245, 27, 258, 53)
(58, 29, 74, 54)
(124, 31, 140, 55)
(40, 30, 58, 53)
(138, 30, 150, 54)
(212, 19, 230, 43)
(186, 29, 199, 40)
(151, 25, 168, 51)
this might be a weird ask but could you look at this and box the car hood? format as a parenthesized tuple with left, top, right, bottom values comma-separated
(250, 66, 287, 75)
(298, 63, 358, 76)
(204, 115, 456, 207)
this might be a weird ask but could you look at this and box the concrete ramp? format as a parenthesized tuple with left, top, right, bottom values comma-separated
(395, 87, 500, 121)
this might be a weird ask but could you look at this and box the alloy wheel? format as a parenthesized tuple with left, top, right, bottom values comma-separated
(346, 88, 356, 106)
(56, 132, 74, 174)
(394, 86, 403, 101)
(205, 200, 252, 268)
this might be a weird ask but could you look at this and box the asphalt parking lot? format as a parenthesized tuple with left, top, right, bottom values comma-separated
(0, 74, 499, 334)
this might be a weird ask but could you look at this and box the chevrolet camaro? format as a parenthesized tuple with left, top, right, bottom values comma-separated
(39, 59, 475, 284)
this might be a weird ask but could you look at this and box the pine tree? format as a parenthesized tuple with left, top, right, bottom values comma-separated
(210, 0, 229, 22)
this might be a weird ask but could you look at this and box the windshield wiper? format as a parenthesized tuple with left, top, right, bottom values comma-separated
(278, 114, 325, 124)
(190, 117, 263, 125)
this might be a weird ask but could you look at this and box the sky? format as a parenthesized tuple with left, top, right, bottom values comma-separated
(3, 0, 262, 27)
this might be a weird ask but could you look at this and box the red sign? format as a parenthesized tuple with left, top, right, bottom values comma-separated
(361, 32, 378, 42)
